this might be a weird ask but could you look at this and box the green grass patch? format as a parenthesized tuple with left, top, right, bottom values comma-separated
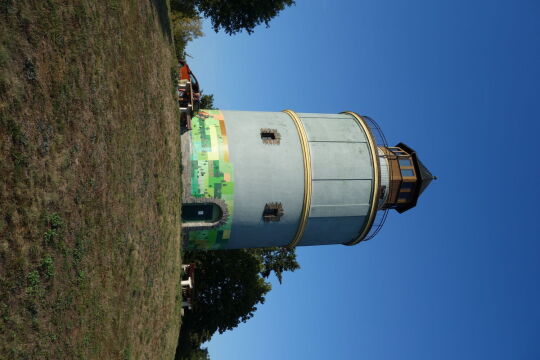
(0, 0, 183, 358)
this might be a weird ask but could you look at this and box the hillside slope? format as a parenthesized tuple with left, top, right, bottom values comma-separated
(0, 1, 182, 358)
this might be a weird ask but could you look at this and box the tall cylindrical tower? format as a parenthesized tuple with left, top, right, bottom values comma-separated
(181, 110, 434, 250)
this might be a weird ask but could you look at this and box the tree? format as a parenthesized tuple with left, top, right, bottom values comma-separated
(175, 247, 300, 359)
(176, 250, 271, 358)
(182, 347, 210, 360)
(172, 0, 296, 35)
(186, 250, 271, 338)
(171, 12, 204, 44)
(170, 0, 199, 18)
(199, 94, 215, 110)
(250, 247, 300, 284)
(171, 12, 203, 59)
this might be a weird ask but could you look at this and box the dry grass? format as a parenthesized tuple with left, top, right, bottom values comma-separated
(0, 0, 182, 358)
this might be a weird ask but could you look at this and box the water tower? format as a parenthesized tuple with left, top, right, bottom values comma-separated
(181, 110, 434, 250)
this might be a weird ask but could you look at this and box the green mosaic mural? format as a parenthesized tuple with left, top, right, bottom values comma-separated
(186, 110, 234, 250)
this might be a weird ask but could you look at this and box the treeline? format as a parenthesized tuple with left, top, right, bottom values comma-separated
(175, 248, 300, 359)
(170, 0, 295, 59)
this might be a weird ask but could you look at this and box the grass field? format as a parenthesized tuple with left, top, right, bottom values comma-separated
(0, 0, 182, 358)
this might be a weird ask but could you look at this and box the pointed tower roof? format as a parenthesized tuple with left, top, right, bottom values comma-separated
(395, 143, 435, 213)
(417, 158, 435, 196)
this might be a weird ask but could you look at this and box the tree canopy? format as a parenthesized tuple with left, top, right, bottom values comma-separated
(175, 247, 299, 359)
(250, 247, 300, 284)
(171, 0, 295, 35)
(199, 94, 215, 110)
(183, 250, 271, 340)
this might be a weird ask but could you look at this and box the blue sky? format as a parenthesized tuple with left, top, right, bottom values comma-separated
(186, 0, 540, 359)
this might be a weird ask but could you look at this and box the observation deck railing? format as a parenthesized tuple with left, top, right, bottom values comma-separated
(362, 115, 389, 148)
(363, 208, 389, 242)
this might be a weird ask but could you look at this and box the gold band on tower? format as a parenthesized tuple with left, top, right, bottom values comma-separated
(342, 111, 381, 246)
(283, 109, 313, 249)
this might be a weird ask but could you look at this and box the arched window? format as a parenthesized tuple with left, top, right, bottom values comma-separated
(182, 203, 223, 223)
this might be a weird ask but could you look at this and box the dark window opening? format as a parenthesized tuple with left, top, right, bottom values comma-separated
(182, 203, 223, 223)
(399, 191, 412, 199)
(263, 202, 284, 222)
(379, 185, 387, 199)
(401, 182, 414, 190)
(388, 147, 408, 156)
(261, 132, 276, 140)
(260, 129, 281, 144)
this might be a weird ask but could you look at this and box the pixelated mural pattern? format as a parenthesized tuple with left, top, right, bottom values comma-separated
(187, 110, 234, 249)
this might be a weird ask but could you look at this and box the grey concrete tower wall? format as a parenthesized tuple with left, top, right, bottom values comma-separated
(219, 110, 377, 249)
(297, 113, 374, 246)
(222, 111, 305, 248)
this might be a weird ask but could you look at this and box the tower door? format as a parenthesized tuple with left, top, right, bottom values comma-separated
(182, 203, 223, 223)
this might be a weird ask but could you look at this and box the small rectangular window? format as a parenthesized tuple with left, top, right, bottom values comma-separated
(263, 202, 284, 222)
(401, 182, 414, 190)
(260, 129, 281, 144)
(399, 159, 412, 167)
(401, 169, 414, 177)
(261, 132, 276, 140)
(264, 208, 278, 216)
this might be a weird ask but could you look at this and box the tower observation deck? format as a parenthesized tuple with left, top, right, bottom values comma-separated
(181, 110, 434, 250)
